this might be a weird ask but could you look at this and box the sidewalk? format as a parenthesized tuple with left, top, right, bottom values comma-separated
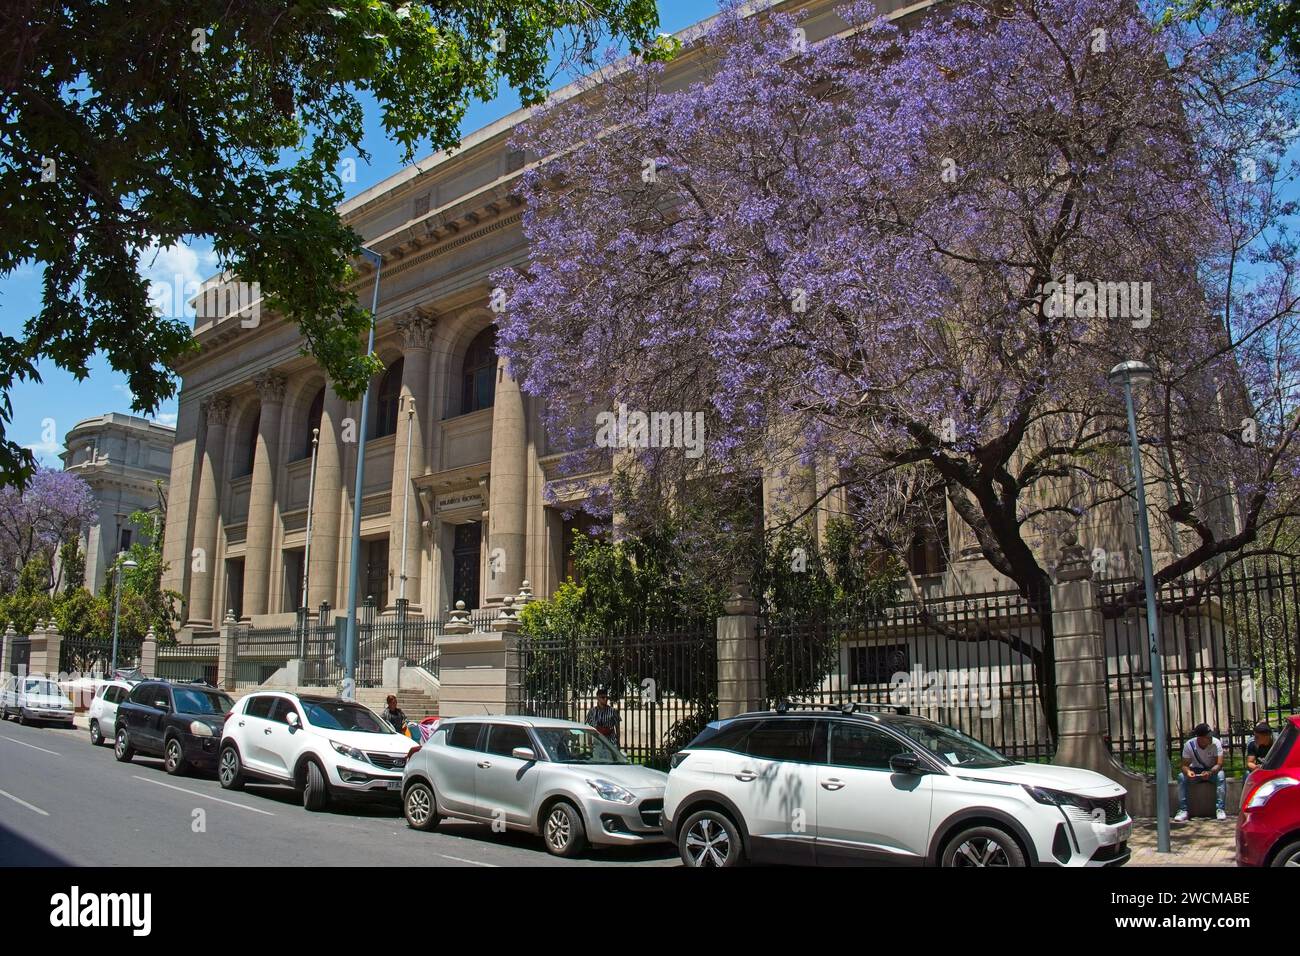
(1128, 816, 1237, 866)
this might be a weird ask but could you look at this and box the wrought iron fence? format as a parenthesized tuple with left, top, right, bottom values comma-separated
(1101, 559, 1300, 775)
(519, 619, 717, 769)
(760, 588, 1056, 761)
(59, 634, 142, 677)
(156, 644, 219, 684)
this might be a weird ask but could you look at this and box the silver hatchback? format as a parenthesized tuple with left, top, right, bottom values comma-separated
(401, 716, 668, 857)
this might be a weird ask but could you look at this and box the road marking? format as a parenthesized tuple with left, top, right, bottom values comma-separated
(439, 854, 499, 867)
(132, 776, 276, 816)
(0, 789, 50, 816)
(0, 734, 60, 756)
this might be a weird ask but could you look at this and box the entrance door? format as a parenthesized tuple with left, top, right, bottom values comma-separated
(452, 521, 481, 610)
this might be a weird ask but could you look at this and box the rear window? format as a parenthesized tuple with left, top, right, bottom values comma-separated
(446, 722, 484, 750)
(744, 719, 824, 763)
(687, 719, 757, 753)
(244, 696, 275, 719)
(1262, 722, 1296, 771)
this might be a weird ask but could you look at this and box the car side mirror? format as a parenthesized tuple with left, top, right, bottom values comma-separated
(511, 747, 537, 762)
(890, 752, 922, 774)
(154, 699, 169, 710)
(286, 712, 300, 729)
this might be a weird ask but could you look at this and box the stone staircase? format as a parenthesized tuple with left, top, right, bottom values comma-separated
(354, 687, 439, 721)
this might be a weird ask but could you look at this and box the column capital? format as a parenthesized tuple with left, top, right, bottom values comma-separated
(395, 306, 438, 352)
(253, 370, 288, 405)
(204, 394, 233, 426)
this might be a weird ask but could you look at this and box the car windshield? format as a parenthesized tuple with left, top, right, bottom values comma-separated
(888, 716, 1016, 768)
(173, 688, 234, 715)
(23, 679, 60, 696)
(1261, 721, 1296, 771)
(533, 727, 629, 765)
(301, 700, 392, 734)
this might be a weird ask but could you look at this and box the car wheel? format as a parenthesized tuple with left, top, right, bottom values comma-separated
(941, 826, 1026, 867)
(218, 745, 245, 790)
(302, 761, 330, 811)
(17, 708, 28, 726)
(163, 736, 189, 776)
(679, 809, 745, 867)
(542, 801, 588, 858)
(89, 720, 103, 746)
(113, 727, 134, 762)
(403, 781, 441, 831)
(1271, 840, 1300, 867)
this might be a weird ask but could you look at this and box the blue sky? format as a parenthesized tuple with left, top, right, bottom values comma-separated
(2, 1, 719, 468)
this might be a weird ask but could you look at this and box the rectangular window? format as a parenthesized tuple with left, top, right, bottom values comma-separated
(744, 718, 823, 763)
(446, 722, 484, 751)
(848, 644, 909, 686)
(484, 724, 533, 758)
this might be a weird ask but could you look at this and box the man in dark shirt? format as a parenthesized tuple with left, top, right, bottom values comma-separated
(1247, 722, 1275, 779)
(382, 695, 407, 733)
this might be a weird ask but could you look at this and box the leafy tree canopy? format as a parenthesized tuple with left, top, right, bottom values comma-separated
(1, 0, 663, 488)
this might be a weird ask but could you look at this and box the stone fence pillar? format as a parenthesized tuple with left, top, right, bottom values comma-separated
(1, 622, 14, 677)
(716, 583, 765, 719)
(31, 620, 61, 679)
(1050, 533, 1154, 811)
(140, 626, 158, 678)
(436, 596, 523, 717)
(216, 610, 240, 691)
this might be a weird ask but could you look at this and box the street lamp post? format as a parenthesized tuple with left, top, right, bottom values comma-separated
(396, 397, 416, 661)
(298, 426, 320, 658)
(1108, 360, 1172, 853)
(110, 554, 139, 676)
(343, 246, 384, 699)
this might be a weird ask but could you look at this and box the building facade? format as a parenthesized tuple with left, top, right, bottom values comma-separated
(61, 413, 175, 593)
(159, 0, 1194, 638)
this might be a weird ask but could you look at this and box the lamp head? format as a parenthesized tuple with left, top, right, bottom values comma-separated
(1107, 360, 1153, 386)
(358, 246, 382, 268)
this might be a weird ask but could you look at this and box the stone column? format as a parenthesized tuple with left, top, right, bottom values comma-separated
(216, 610, 239, 691)
(187, 395, 232, 627)
(242, 371, 287, 617)
(308, 387, 349, 609)
(486, 354, 528, 602)
(388, 308, 436, 613)
(716, 582, 765, 718)
(140, 625, 158, 678)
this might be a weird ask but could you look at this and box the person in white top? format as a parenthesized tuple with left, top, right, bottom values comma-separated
(1175, 722, 1227, 821)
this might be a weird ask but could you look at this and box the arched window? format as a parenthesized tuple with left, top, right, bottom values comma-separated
(461, 327, 497, 415)
(371, 357, 404, 439)
(237, 410, 259, 478)
(302, 386, 324, 459)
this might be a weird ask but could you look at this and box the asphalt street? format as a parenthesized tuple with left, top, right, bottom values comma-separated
(0, 718, 678, 867)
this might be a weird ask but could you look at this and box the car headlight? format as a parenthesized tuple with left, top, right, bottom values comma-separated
(1023, 785, 1092, 811)
(586, 779, 635, 804)
(189, 721, 214, 737)
(330, 740, 370, 764)
(1245, 776, 1298, 809)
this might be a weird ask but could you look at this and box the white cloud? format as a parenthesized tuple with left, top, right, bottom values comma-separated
(151, 412, 178, 428)
(141, 240, 220, 321)
(23, 440, 62, 465)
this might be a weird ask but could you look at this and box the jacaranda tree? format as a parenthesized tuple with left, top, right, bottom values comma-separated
(495, 0, 1300, 733)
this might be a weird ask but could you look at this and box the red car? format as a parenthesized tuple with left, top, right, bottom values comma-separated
(1236, 714, 1300, 867)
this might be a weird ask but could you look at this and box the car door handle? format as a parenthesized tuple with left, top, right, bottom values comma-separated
(821, 778, 846, 791)
(238, 721, 245, 727)
(734, 770, 757, 782)
(477, 760, 492, 769)
(264, 728, 273, 735)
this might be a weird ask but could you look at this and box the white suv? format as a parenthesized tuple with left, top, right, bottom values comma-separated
(663, 705, 1131, 867)
(88, 680, 135, 746)
(218, 692, 415, 811)
(0, 675, 75, 728)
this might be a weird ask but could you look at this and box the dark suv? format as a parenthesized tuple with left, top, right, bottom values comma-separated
(114, 680, 235, 776)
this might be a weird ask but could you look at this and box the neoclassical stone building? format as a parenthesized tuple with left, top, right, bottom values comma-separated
(62, 413, 174, 594)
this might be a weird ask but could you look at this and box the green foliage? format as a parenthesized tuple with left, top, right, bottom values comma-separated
(2, 0, 663, 488)
(1166, 0, 1300, 62)
(57, 540, 85, 594)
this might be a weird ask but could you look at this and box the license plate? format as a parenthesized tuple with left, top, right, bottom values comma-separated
(384, 780, 401, 791)
(1104, 820, 1132, 845)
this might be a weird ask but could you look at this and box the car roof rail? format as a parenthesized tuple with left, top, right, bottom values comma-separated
(772, 699, 910, 717)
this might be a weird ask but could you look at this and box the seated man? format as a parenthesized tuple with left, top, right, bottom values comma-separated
(1175, 722, 1227, 822)
(1246, 722, 1275, 780)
